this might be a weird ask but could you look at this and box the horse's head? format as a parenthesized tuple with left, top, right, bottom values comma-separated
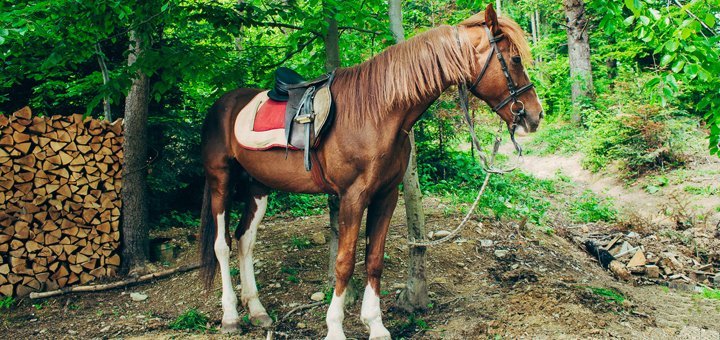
(460, 4, 543, 134)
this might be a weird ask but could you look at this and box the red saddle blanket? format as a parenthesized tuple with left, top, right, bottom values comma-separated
(234, 91, 296, 150)
(253, 99, 286, 132)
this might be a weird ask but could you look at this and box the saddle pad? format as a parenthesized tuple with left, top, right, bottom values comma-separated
(253, 98, 286, 131)
(234, 91, 297, 150)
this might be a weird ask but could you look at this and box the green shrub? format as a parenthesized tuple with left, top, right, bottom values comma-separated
(569, 190, 617, 223)
(266, 192, 326, 217)
(419, 149, 556, 225)
(582, 79, 701, 177)
(526, 119, 585, 156)
(169, 308, 210, 331)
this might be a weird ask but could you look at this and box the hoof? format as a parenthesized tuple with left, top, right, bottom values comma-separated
(221, 319, 240, 333)
(250, 313, 273, 328)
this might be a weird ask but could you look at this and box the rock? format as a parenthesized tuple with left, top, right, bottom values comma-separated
(310, 231, 326, 245)
(494, 250, 508, 259)
(310, 292, 325, 302)
(479, 239, 493, 247)
(297, 322, 306, 329)
(391, 283, 406, 290)
(714, 273, 720, 288)
(130, 293, 148, 302)
(645, 265, 660, 279)
(68, 330, 78, 335)
(433, 230, 451, 239)
(668, 280, 696, 292)
(627, 250, 647, 267)
(626, 231, 639, 238)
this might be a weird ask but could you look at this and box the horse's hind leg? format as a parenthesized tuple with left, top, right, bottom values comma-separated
(361, 188, 398, 340)
(234, 183, 272, 328)
(207, 163, 240, 332)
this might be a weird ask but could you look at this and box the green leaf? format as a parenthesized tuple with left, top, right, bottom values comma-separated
(704, 13, 716, 28)
(624, 16, 635, 26)
(698, 96, 712, 110)
(660, 54, 674, 66)
(680, 28, 692, 39)
(648, 8, 661, 20)
(638, 16, 650, 26)
(671, 60, 685, 73)
(684, 63, 699, 78)
(664, 40, 679, 52)
(0, 36, 4, 45)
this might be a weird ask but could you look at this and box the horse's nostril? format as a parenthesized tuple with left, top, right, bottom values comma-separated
(539, 111, 545, 119)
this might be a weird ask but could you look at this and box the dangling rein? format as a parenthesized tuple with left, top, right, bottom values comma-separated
(408, 25, 526, 247)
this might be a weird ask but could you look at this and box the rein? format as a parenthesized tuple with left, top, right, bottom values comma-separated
(409, 24, 533, 247)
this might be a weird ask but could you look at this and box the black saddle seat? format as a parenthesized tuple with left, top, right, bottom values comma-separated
(268, 67, 305, 101)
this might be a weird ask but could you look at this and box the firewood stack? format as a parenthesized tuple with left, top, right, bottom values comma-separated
(0, 107, 123, 297)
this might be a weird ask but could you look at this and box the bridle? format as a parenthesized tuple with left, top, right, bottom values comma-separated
(454, 23, 535, 171)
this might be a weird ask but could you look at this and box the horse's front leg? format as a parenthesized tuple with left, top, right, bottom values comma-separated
(361, 188, 397, 340)
(325, 191, 367, 340)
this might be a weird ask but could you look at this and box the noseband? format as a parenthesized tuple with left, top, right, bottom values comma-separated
(455, 24, 534, 162)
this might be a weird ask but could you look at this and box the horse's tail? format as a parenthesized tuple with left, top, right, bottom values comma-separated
(199, 180, 217, 290)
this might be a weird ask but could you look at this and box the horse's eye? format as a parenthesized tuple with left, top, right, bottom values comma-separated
(512, 56, 522, 64)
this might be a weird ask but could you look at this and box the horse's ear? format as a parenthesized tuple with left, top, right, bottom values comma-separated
(485, 3, 499, 33)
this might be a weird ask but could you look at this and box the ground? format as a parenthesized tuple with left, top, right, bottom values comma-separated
(2, 139, 720, 339)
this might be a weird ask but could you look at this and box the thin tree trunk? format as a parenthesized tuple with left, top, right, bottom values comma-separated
(323, 0, 342, 288)
(95, 43, 112, 121)
(495, 0, 502, 16)
(389, 0, 429, 312)
(563, 0, 594, 124)
(121, 29, 150, 274)
(530, 11, 538, 46)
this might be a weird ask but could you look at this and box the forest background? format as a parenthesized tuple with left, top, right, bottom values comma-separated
(1, 0, 719, 270)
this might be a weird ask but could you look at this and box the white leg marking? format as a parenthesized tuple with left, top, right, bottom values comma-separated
(238, 196, 270, 321)
(214, 211, 239, 327)
(325, 290, 347, 340)
(361, 283, 391, 339)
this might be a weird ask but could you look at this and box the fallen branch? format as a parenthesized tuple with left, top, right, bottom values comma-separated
(280, 301, 324, 321)
(583, 240, 632, 281)
(29, 263, 201, 299)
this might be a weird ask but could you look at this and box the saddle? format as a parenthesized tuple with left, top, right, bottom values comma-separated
(268, 67, 336, 171)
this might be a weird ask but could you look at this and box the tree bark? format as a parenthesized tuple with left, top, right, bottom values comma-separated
(495, 0, 502, 16)
(563, 0, 594, 124)
(121, 29, 151, 274)
(389, 0, 429, 312)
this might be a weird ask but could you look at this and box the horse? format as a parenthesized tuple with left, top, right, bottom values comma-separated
(198, 5, 543, 339)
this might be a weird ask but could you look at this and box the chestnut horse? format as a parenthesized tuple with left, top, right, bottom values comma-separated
(199, 6, 542, 339)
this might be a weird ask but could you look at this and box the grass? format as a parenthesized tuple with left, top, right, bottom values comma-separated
(169, 308, 211, 332)
(290, 236, 312, 250)
(588, 287, 626, 305)
(0, 297, 14, 312)
(281, 266, 300, 283)
(525, 120, 585, 156)
(697, 288, 720, 301)
(568, 190, 617, 223)
(684, 185, 719, 196)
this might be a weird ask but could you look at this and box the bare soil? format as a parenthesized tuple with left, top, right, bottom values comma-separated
(3, 145, 720, 339)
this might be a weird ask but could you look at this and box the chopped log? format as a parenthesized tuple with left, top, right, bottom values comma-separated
(13, 107, 32, 120)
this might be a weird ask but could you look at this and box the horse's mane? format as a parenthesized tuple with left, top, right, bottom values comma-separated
(332, 12, 531, 127)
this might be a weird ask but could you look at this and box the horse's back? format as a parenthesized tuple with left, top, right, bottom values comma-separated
(202, 88, 263, 161)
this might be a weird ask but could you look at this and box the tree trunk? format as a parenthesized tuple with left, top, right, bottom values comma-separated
(121, 29, 150, 274)
(322, 0, 342, 289)
(389, 0, 429, 312)
(495, 0, 502, 16)
(95, 43, 112, 121)
(563, 0, 594, 124)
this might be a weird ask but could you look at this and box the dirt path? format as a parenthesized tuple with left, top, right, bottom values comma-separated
(506, 136, 720, 228)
